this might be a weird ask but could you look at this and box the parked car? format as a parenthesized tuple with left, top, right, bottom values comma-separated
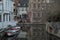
(5, 30, 18, 36)
(4, 26, 21, 37)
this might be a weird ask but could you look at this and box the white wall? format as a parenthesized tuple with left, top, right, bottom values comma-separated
(0, 0, 16, 28)
(3, 0, 13, 12)
(17, 7, 28, 15)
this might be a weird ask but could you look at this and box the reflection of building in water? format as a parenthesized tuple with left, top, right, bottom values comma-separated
(17, 30, 28, 40)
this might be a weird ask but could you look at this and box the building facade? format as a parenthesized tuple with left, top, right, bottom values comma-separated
(29, 0, 50, 23)
(0, 0, 16, 28)
(17, 5, 28, 19)
(17, 0, 29, 19)
(29, 0, 50, 40)
(13, 0, 18, 16)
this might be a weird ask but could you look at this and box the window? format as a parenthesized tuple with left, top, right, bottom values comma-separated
(0, 15, 1, 22)
(38, 3, 40, 11)
(42, 3, 45, 7)
(33, 12, 37, 17)
(22, 8, 24, 11)
(13, 9, 15, 12)
(24, 4, 26, 6)
(42, 10, 45, 16)
(38, 12, 40, 17)
(6, 14, 8, 21)
(33, 9, 36, 12)
(33, 3, 36, 8)
(3, 13, 10, 22)
(34, 0, 36, 2)
(3, 14, 5, 22)
(9, 14, 10, 21)
(19, 15, 21, 18)
(33, 3, 36, 12)
(22, 14, 27, 19)
(13, 4, 15, 6)
(10, 0, 14, 2)
(38, 0, 40, 3)
(42, 6, 44, 9)
(38, 3, 40, 8)
(42, 0, 44, 1)
(38, 0, 40, 2)
(42, 0, 45, 3)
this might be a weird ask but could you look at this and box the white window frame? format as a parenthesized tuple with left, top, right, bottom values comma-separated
(3, 13, 10, 22)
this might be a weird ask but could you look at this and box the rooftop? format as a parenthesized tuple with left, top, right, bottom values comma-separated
(18, 0, 29, 7)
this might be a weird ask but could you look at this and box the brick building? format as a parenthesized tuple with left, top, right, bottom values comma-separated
(28, 0, 50, 40)
(29, 0, 50, 24)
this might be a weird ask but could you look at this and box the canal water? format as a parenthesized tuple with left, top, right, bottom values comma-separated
(1, 36, 16, 40)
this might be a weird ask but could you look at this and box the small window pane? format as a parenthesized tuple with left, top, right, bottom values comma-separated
(22, 14, 27, 19)
(34, 0, 36, 2)
(0, 15, 1, 22)
(38, 3, 40, 8)
(8, 14, 10, 21)
(38, 0, 40, 2)
(6, 15, 8, 21)
(13, 9, 15, 12)
(33, 13, 36, 17)
(3, 14, 5, 22)
(33, 3, 36, 8)
(42, 10, 45, 16)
